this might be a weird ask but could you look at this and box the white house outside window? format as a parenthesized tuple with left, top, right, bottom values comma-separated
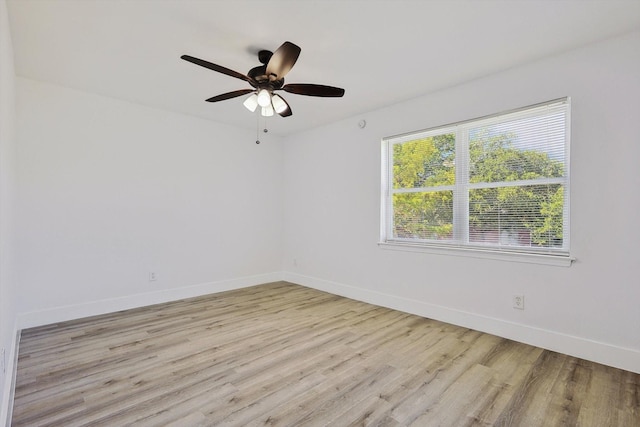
(380, 99, 571, 265)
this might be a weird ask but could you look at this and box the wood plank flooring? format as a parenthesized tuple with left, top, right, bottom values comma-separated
(11, 281, 640, 426)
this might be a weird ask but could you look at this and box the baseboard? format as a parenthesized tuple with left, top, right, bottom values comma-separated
(0, 323, 19, 427)
(16, 272, 283, 330)
(283, 271, 640, 374)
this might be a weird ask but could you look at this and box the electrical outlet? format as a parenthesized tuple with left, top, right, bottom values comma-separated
(513, 295, 525, 310)
(149, 272, 157, 282)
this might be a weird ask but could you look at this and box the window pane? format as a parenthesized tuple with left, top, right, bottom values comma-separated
(393, 133, 455, 189)
(393, 191, 453, 240)
(469, 112, 565, 183)
(469, 184, 564, 248)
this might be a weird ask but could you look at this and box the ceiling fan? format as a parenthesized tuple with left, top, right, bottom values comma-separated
(181, 41, 345, 118)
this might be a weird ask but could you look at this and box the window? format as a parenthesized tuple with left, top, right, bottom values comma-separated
(381, 99, 571, 264)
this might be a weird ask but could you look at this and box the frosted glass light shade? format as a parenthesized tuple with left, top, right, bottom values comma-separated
(271, 94, 288, 114)
(243, 94, 258, 112)
(261, 104, 274, 117)
(257, 89, 271, 107)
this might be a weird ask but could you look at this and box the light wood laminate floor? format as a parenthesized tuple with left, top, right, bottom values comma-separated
(12, 282, 640, 426)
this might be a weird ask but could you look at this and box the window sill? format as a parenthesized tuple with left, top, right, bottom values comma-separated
(378, 241, 574, 267)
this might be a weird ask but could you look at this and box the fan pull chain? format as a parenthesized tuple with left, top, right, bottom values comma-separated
(255, 112, 261, 144)
(254, 111, 270, 145)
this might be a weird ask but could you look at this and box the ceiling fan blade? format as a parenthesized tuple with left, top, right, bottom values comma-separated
(205, 89, 254, 103)
(282, 84, 345, 97)
(181, 55, 251, 83)
(266, 42, 301, 80)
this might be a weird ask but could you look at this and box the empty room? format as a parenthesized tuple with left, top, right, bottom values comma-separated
(1, 1, 639, 426)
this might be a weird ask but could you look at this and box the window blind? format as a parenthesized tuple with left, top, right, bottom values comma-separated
(382, 98, 570, 258)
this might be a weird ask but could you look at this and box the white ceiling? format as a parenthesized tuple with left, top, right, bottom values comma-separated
(7, 0, 640, 136)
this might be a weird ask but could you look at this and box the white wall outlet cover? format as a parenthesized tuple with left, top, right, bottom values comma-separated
(513, 295, 525, 310)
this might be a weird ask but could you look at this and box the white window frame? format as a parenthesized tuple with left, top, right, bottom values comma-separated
(380, 98, 573, 267)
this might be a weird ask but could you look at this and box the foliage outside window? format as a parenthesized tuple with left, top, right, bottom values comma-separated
(381, 99, 570, 260)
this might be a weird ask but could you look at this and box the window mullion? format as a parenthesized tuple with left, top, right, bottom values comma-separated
(453, 128, 469, 243)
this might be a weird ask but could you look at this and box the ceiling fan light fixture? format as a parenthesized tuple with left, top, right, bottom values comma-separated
(243, 94, 259, 112)
(271, 94, 288, 114)
(181, 41, 345, 120)
(257, 89, 271, 107)
(261, 104, 275, 117)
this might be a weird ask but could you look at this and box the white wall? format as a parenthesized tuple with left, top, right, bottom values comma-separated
(282, 31, 640, 373)
(0, 0, 17, 422)
(15, 78, 284, 325)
